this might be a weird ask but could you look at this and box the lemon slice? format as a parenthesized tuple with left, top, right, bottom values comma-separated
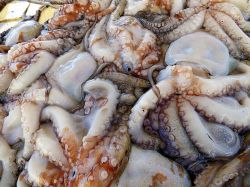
(38, 6, 56, 24)
(0, 1, 30, 22)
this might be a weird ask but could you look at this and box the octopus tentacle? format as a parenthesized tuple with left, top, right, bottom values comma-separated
(70, 125, 130, 186)
(203, 12, 244, 59)
(136, 7, 204, 34)
(98, 72, 150, 88)
(41, 106, 84, 165)
(210, 148, 250, 187)
(158, 98, 200, 164)
(210, 2, 250, 32)
(194, 162, 224, 187)
(186, 95, 250, 132)
(8, 51, 55, 95)
(82, 78, 120, 136)
(33, 124, 69, 169)
(0, 135, 17, 187)
(177, 98, 240, 157)
(2, 104, 23, 145)
(26, 151, 64, 186)
(129, 77, 175, 149)
(0, 54, 13, 93)
(21, 101, 42, 159)
(161, 10, 205, 42)
(211, 10, 250, 58)
(182, 63, 250, 96)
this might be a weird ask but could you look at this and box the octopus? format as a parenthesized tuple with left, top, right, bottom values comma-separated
(17, 79, 131, 186)
(87, 0, 160, 77)
(47, 0, 117, 30)
(129, 63, 250, 173)
(124, 0, 185, 15)
(194, 148, 250, 187)
(135, 0, 250, 59)
(6, 28, 86, 95)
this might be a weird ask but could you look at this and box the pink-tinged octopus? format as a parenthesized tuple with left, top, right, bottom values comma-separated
(47, 0, 117, 30)
(136, 0, 250, 59)
(6, 28, 85, 95)
(16, 79, 131, 187)
(87, 0, 160, 77)
(128, 63, 250, 173)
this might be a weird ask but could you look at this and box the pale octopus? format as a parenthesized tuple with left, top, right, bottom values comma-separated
(87, 0, 160, 77)
(129, 63, 250, 173)
(136, 0, 250, 59)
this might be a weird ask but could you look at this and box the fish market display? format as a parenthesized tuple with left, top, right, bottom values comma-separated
(0, 0, 250, 187)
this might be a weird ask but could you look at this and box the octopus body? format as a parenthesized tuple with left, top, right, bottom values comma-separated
(46, 48, 97, 102)
(136, 0, 250, 59)
(4, 20, 42, 47)
(129, 64, 250, 171)
(87, 0, 160, 77)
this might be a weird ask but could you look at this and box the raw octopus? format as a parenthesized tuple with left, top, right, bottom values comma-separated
(0, 0, 250, 187)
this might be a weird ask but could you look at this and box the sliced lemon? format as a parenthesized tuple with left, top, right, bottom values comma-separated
(0, 1, 30, 22)
(38, 6, 57, 24)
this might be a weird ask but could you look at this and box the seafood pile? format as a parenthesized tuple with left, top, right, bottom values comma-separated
(0, 0, 250, 186)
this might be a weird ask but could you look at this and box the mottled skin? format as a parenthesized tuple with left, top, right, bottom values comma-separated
(8, 29, 79, 62)
(17, 79, 131, 187)
(48, 0, 117, 30)
(24, 109, 131, 187)
(136, 0, 250, 59)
